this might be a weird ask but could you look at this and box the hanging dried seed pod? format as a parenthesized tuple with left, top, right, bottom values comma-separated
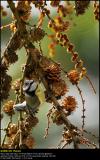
(71, 52, 79, 62)
(75, 1, 90, 15)
(12, 79, 21, 92)
(44, 64, 61, 82)
(30, 27, 45, 42)
(68, 69, 80, 84)
(7, 123, 18, 136)
(50, 80, 68, 97)
(0, 73, 12, 101)
(4, 50, 18, 64)
(16, 1, 32, 21)
(40, 57, 61, 82)
(75, 60, 84, 69)
(62, 130, 72, 140)
(23, 136, 35, 149)
(61, 96, 77, 112)
(2, 100, 14, 116)
(8, 31, 23, 51)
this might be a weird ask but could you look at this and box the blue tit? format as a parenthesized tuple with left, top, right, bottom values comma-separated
(14, 80, 40, 116)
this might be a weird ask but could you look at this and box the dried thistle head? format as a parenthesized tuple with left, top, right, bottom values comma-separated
(1, 73, 12, 101)
(1, 143, 10, 149)
(75, 0, 90, 15)
(61, 96, 77, 112)
(24, 135, 35, 149)
(30, 27, 45, 42)
(50, 80, 68, 97)
(62, 130, 72, 140)
(40, 57, 62, 81)
(12, 79, 21, 92)
(45, 64, 61, 82)
(7, 123, 18, 136)
(68, 69, 80, 84)
(16, 1, 32, 21)
(2, 100, 14, 116)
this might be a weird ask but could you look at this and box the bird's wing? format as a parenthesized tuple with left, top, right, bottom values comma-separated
(13, 101, 26, 111)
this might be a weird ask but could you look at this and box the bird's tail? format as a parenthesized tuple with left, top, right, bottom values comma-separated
(26, 105, 38, 117)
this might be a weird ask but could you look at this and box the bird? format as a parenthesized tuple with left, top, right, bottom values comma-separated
(14, 79, 40, 116)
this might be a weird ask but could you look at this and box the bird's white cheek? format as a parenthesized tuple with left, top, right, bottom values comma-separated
(29, 82, 38, 92)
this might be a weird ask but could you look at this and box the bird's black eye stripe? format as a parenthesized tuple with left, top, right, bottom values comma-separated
(27, 81, 34, 92)
(30, 81, 34, 86)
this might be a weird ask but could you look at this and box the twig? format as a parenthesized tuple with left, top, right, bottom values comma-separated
(79, 136, 98, 149)
(83, 129, 99, 139)
(85, 75, 96, 94)
(0, 22, 13, 30)
(57, 139, 65, 149)
(44, 108, 53, 139)
(73, 137, 80, 149)
(7, 0, 22, 28)
(10, 130, 20, 148)
(61, 140, 72, 149)
(44, 114, 50, 139)
(76, 84, 85, 132)
(2, 116, 12, 147)
(19, 112, 23, 147)
(38, 41, 43, 55)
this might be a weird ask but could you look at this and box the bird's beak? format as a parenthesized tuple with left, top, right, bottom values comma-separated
(23, 85, 29, 92)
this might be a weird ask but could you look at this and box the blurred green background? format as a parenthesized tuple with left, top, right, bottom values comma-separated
(1, 1, 99, 148)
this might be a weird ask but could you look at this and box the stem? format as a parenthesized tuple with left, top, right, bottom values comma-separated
(7, 0, 21, 28)
(38, 41, 43, 55)
(73, 137, 80, 149)
(10, 131, 20, 148)
(0, 22, 13, 30)
(44, 108, 53, 139)
(85, 75, 96, 94)
(61, 140, 72, 149)
(76, 84, 85, 132)
(19, 112, 23, 147)
(2, 116, 12, 147)
(57, 139, 64, 149)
